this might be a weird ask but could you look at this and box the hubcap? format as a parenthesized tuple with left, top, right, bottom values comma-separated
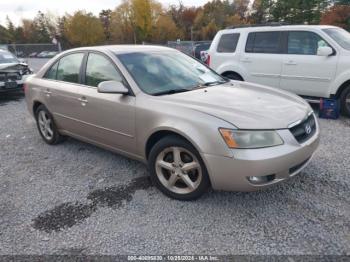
(38, 111, 54, 140)
(155, 146, 202, 194)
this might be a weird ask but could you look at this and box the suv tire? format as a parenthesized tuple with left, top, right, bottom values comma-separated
(340, 86, 350, 117)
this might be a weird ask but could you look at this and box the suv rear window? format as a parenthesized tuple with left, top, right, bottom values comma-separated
(217, 33, 240, 53)
(245, 31, 282, 54)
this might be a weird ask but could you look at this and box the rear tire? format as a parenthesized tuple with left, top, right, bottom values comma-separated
(35, 105, 65, 145)
(148, 135, 210, 200)
(340, 86, 350, 117)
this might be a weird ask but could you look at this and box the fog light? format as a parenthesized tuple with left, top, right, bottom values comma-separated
(247, 174, 275, 185)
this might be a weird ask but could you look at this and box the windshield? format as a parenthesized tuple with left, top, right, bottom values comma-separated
(117, 51, 227, 95)
(323, 28, 350, 51)
(0, 51, 19, 64)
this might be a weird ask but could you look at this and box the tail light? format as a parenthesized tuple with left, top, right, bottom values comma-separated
(205, 54, 211, 66)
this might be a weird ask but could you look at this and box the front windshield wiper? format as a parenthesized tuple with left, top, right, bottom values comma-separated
(153, 88, 191, 96)
(203, 79, 229, 86)
(153, 79, 229, 96)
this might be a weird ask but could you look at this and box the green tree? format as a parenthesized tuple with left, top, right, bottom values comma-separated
(33, 11, 53, 42)
(6, 16, 16, 42)
(0, 25, 11, 43)
(250, 0, 274, 24)
(271, 0, 330, 24)
(99, 9, 113, 42)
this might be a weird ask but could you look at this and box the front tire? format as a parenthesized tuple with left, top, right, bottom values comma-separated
(340, 86, 350, 117)
(148, 136, 210, 200)
(35, 105, 64, 145)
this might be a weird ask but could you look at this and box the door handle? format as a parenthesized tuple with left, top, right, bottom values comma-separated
(240, 57, 252, 63)
(78, 97, 88, 106)
(285, 60, 297, 65)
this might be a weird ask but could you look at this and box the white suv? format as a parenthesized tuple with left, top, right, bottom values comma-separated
(208, 25, 350, 116)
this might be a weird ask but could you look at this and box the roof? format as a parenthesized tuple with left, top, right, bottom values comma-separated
(221, 24, 339, 33)
(68, 45, 174, 54)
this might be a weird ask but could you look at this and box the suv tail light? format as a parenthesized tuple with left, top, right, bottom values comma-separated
(205, 54, 211, 66)
(23, 83, 28, 92)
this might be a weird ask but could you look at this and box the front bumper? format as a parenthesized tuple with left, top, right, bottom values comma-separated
(0, 79, 26, 92)
(203, 124, 320, 192)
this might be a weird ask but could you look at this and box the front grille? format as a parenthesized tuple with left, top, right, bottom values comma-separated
(0, 72, 21, 82)
(289, 114, 316, 143)
(7, 72, 21, 81)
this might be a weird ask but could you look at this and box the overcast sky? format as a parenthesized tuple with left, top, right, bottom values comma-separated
(0, 0, 210, 26)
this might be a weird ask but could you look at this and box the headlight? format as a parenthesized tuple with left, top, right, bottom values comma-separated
(219, 128, 283, 149)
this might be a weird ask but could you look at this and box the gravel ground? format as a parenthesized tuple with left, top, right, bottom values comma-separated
(0, 87, 349, 254)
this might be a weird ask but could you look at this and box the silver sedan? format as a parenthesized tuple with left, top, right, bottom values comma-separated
(24, 45, 320, 200)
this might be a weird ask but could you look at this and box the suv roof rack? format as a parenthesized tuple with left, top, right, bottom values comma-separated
(226, 22, 290, 29)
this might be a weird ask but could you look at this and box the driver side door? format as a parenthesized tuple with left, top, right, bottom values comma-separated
(75, 52, 137, 155)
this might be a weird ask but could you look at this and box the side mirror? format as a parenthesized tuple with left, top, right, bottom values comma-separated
(97, 81, 129, 95)
(317, 46, 333, 56)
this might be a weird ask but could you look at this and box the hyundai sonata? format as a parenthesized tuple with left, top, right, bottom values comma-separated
(25, 45, 320, 200)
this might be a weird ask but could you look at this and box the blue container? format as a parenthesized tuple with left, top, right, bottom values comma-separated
(319, 98, 340, 119)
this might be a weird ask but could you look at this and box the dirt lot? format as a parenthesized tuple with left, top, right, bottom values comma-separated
(0, 91, 349, 255)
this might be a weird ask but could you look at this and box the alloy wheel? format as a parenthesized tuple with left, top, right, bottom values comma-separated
(38, 110, 54, 140)
(155, 146, 202, 194)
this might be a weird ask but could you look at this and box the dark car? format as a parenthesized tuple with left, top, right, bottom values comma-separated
(192, 42, 212, 60)
(0, 50, 33, 92)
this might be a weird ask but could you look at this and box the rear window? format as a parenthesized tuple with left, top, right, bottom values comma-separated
(245, 31, 282, 54)
(217, 33, 240, 53)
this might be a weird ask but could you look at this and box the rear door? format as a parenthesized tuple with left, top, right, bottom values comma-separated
(280, 31, 338, 97)
(240, 31, 284, 88)
(41, 52, 85, 133)
(75, 52, 136, 154)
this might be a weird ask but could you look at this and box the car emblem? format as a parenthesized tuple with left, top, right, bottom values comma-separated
(305, 124, 312, 135)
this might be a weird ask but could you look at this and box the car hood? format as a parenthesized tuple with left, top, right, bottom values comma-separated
(0, 62, 31, 74)
(160, 82, 311, 129)
(0, 62, 28, 71)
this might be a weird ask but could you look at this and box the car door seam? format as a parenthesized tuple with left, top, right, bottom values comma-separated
(53, 112, 134, 138)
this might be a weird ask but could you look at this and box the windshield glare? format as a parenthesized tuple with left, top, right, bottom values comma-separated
(0, 51, 19, 64)
(323, 28, 350, 51)
(117, 51, 226, 95)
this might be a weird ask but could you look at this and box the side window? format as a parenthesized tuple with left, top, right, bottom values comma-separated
(288, 31, 330, 55)
(245, 31, 282, 53)
(217, 33, 240, 53)
(44, 61, 59, 80)
(56, 53, 84, 84)
(85, 53, 123, 87)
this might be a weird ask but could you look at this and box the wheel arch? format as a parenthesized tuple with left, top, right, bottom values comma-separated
(221, 71, 244, 81)
(334, 79, 350, 99)
(145, 129, 201, 161)
(32, 100, 44, 116)
(215, 63, 247, 81)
